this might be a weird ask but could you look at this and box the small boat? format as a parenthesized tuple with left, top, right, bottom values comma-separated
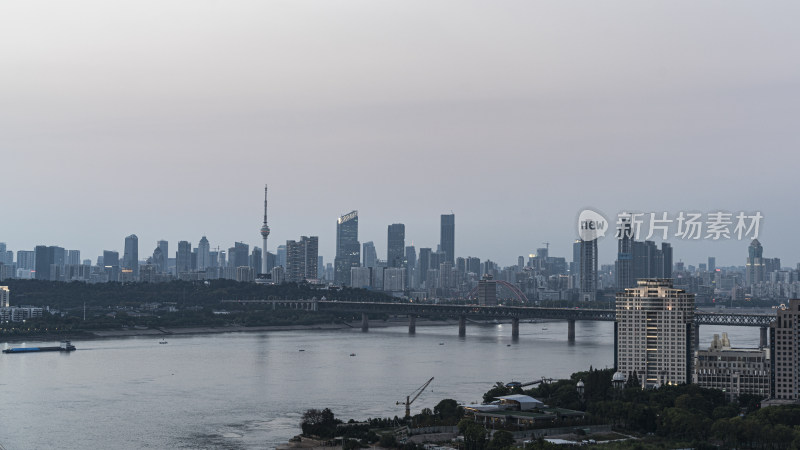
(439, 342, 445, 345)
(349, 353, 356, 357)
(506, 344, 511, 347)
(159, 339, 168, 344)
(299, 349, 305, 352)
(541, 327, 548, 331)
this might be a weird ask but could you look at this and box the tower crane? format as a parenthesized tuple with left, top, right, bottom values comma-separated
(397, 377, 434, 418)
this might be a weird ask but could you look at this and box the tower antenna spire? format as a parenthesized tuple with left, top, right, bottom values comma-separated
(260, 184, 271, 276)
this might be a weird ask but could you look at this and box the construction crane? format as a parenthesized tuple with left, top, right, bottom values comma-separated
(397, 377, 434, 418)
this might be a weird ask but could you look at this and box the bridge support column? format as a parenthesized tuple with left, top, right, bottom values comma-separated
(693, 323, 700, 352)
(459, 315, 466, 337)
(567, 319, 575, 342)
(760, 326, 768, 348)
(511, 317, 519, 340)
(361, 313, 369, 332)
(409, 315, 416, 334)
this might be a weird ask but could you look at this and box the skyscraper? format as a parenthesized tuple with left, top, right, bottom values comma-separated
(123, 234, 139, 279)
(152, 245, 165, 273)
(770, 300, 800, 400)
(362, 241, 377, 268)
(616, 279, 695, 388)
(746, 239, 765, 286)
(334, 210, 360, 285)
(231, 242, 249, 268)
(286, 236, 318, 283)
(579, 239, 598, 302)
(615, 216, 634, 289)
(260, 185, 271, 275)
(418, 247, 431, 287)
(387, 224, 405, 268)
(176, 241, 192, 273)
(197, 236, 211, 271)
(276, 244, 287, 268)
(440, 213, 455, 264)
(157, 240, 169, 273)
(405, 245, 416, 289)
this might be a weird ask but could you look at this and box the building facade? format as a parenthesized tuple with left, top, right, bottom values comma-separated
(616, 279, 695, 388)
(770, 299, 800, 400)
(334, 210, 360, 286)
(440, 213, 455, 264)
(694, 333, 770, 401)
(387, 224, 405, 268)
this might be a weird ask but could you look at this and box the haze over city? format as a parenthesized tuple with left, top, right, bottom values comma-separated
(3, 1, 800, 266)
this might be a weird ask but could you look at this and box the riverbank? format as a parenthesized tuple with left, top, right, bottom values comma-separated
(0, 318, 464, 343)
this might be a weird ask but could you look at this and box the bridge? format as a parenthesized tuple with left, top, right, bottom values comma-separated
(222, 299, 776, 345)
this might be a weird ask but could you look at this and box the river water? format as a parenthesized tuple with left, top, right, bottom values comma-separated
(0, 321, 758, 449)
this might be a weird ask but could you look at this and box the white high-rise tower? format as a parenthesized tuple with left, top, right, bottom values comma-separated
(260, 185, 270, 275)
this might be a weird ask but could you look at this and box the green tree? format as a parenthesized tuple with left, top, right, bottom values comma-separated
(487, 430, 515, 450)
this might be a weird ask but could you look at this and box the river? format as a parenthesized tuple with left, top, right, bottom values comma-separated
(0, 321, 759, 449)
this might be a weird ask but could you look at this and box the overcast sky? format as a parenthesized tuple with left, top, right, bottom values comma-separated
(2, 1, 799, 267)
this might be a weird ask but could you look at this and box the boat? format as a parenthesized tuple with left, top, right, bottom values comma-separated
(159, 339, 168, 344)
(349, 353, 356, 356)
(541, 327, 548, 331)
(3, 340, 76, 354)
(299, 349, 305, 352)
(439, 342, 445, 345)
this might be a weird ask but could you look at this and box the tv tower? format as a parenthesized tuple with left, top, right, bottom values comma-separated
(260, 185, 270, 274)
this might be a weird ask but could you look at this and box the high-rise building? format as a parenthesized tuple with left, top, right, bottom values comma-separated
(708, 257, 716, 274)
(387, 224, 405, 268)
(157, 240, 169, 273)
(230, 242, 250, 269)
(572, 240, 581, 286)
(383, 267, 405, 292)
(123, 234, 139, 279)
(746, 239, 765, 286)
(616, 279, 695, 388)
(66, 250, 81, 266)
(350, 267, 372, 288)
(770, 300, 800, 400)
(440, 214, 455, 264)
(418, 248, 431, 287)
(466, 257, 481, 276)
(615, 216, 672, 288)
(276, 245, 287, 268)
(579, 239, 598, 302)
(615, 216, 634, 289)
(405, 246, 416, 289)
(260, 185, 271, 275)
(176, 241, 192, 273)
(250, 247, 262, 275)
(16, 251, 34, 271)
(152, 246, 165, 273)
(197, 236, 211, 271)
(362, 241, 377, 268)
(334, 210, 360, 286)
(286, 236, 318, 283)
(477, 274, 497, 306)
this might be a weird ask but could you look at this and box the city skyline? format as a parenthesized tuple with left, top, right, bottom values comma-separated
(3, 2, 799, 268)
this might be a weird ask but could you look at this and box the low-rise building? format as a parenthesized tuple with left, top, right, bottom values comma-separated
(694, 333, 770, 400)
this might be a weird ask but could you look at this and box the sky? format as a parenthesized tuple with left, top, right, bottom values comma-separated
(2, 1, 800, 268)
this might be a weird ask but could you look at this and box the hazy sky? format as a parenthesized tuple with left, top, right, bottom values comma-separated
(2, 1, 799, 267)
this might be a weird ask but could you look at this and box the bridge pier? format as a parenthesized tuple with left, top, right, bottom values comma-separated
(458, 315, 466, 337)
(409, 315, 416, 334)
(511, 317, 519, 340)
(760, 326, 768, 348)
(361, 313, 369, 332)
(567, 319, 575, 342)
